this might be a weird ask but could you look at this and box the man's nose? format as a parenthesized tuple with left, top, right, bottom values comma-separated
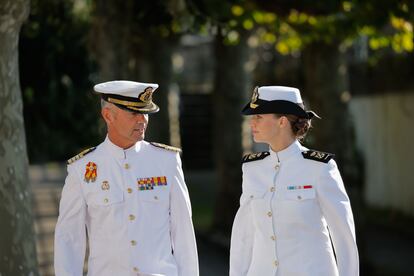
(135, 114, 146, 122)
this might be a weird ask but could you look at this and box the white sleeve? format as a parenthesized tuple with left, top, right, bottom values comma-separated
(54, 165, 87, 276)
(317, 160, 359, 276)
(229, 190, 254, 276)
(170, 153, 199, 276)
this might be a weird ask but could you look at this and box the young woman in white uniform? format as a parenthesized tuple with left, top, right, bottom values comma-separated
(230, 86, 359, 276)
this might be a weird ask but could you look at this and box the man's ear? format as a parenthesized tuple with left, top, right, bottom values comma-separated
(101, 107, 113, 124)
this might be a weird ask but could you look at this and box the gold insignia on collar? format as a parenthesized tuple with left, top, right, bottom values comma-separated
(310, 151, 326, 159)
(67, 147, 96, 165)
(150, 142, 182, 153)
(250, 86, 259, 109)
(138, 87, 154, 104)
(302, 150, 334, 163)
(242, 151, 270, 163)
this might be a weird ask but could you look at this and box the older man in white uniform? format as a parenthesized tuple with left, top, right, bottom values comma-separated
(54, 81, 199, 276)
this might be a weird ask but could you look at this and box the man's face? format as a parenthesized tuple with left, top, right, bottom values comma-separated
(103, 104, 149, 147)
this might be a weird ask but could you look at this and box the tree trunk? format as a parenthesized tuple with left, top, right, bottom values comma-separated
(90, 1, 175, 144)
(302, 42, 361, 186)
(141, 35, 178, 145)
(90, 0, 134, 80)
(0, 0, 39, 275)
(212, 30, 254, 234)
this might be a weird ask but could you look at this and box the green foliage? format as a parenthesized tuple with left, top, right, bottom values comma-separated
(187, 0, 414, 54)
(20, 0, 102, 163)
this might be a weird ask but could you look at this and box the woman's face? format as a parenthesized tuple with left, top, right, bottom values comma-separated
(250, 114, 281, 144)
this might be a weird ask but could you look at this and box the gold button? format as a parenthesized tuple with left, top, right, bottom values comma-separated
(133, 267, 139, 272)
(267, 211, 272, 217)
(297, 195, 302, 200)
(131, 240, 137, 246)
(103, 198, 109, 203)
(274, 260, 279, 266)
(127, 188, 133, 194)
(270, 187, 275, 192)
(154, 196, 158, 200)
(271, 235, 276, 241)
(129, 214, 135, 221)
(124, 163, 130, 169)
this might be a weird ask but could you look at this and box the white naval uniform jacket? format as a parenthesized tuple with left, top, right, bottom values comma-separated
(230, 141, 359, 276)
(54, 137, 199, 276)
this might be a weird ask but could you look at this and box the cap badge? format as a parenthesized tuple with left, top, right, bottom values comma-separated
(138, 87, 154, 104)
(84, 162, 97, 183)
(250, 86, 259, 109)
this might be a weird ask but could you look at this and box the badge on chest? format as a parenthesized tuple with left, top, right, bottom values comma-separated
(137, 176, 168, 191)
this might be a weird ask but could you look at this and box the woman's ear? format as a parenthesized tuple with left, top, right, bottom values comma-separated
(279, 116, 289, 128)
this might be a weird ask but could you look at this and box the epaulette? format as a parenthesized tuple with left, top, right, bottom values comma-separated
(302, 150, 334, 163)
(242, 151, 270, 163)
(150, 142, 182, 153)
(67, 147, 96, 165)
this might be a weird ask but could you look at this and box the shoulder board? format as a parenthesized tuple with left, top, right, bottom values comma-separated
(302, 150, 334, 163)
(242, 151, 270, 163)
(150, 142, 182, 153)
(67, 147, 96, 165)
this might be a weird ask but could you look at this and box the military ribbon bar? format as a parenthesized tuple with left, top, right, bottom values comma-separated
(287, 185, 313, 190)
(137, 176, 167, 191)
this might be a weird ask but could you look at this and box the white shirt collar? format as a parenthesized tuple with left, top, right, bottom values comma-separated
(269, 140, 302, 163)
(103, 135, 142, 159)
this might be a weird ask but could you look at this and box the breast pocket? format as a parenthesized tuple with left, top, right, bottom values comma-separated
(281, 187, 320, 223)
(139, 189, 169, 203)
(138, 190, 170, 230)
(240, 189, 266, 205)
(284, 188, 316, 201)
(86, 190, 124, 207)
(243, 190, 268, 230)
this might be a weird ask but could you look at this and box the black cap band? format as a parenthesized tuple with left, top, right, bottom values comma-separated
(242, 100, 309, 118)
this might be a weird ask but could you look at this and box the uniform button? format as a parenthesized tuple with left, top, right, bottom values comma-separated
(133, 267, 139, 272)
(127, 188, 133, 194)
(154, 196, 158, 200)
(297, 195, 302, 200)
(129, 214, 135, 221)
(131, 240, 137, 246)
(270, 187, 275, 192)
(103, 198, 109, 203)
(275, 164, 280, 170)
(124, 163, 130, 169)
(274, 260, 279, 266)
(271, 235, 276, 241)
(267, 211, 272, 217)
(249, 195, 254, 199)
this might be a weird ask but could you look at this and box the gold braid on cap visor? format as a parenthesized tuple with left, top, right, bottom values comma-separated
(107, 97, 149, 107)
(125, 105, 155, 112)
